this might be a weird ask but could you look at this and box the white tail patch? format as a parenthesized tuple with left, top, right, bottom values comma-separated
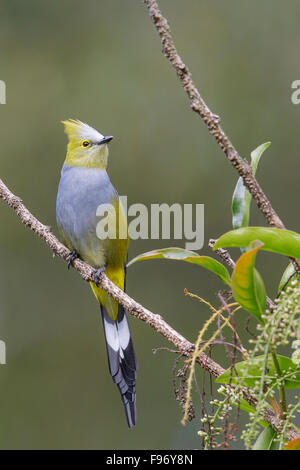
(117, 315, 131, 350)
(104, 319, 119, 352)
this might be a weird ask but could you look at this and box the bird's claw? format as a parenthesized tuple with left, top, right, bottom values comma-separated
(67, 250, 79, 269)
(93, 266, 106, 285)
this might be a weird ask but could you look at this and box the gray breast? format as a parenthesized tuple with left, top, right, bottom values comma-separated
(56, 164, 117, 266)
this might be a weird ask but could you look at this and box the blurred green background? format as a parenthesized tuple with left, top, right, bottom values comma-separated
(0, 0, 299, 449)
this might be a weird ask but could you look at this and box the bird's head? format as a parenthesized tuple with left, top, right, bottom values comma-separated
(62, 119, 113, 169)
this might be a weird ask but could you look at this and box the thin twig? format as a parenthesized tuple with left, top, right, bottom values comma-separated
(208, 239, 236, 270)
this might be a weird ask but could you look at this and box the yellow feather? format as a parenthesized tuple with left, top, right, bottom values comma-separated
(61, 119, 86, 141)
(89, 197, 129, 320)
(90, 265, 125, 320)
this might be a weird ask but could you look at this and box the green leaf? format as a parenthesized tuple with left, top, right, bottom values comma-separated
(231, 243, 266, 322)
(232, 142, 271, 231)
(218, 387, 269, 427)
(252, 425, 277, 450)
(236, 398, 257, 415)
(216, 354, 300, 389)
(278, 262, 297, 294)
(214, 227, 300, 259)
(231, 400, 269, 428)
(127, 247, 231, 286)
(232, 177, 248, 230)
(250, 142, 271, 175)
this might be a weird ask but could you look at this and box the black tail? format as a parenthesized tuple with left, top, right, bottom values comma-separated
(100, 304, 137, 427)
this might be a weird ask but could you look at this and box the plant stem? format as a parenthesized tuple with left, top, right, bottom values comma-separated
(271, 349, 287, 417)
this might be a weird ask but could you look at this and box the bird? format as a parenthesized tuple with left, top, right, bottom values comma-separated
(56, 119, 137, 427)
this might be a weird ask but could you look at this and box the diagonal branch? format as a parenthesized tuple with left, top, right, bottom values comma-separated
(143, 0, 300, 275)
(0, 177, 298, 440)
(0, 178, 221, 378)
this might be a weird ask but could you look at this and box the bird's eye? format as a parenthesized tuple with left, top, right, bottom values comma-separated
(82, 140, 90, 147)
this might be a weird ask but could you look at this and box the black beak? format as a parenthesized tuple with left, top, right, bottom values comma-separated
(99, 136, 114, 145)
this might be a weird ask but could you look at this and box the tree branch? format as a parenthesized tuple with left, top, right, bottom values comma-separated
(0, 177, 298, 439)
(208, 239, 236, 270)
(0, 178, 221, 378)
(143, 0, 300, 275)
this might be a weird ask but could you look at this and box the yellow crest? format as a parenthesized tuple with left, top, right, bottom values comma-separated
(62, 119, 105, 144)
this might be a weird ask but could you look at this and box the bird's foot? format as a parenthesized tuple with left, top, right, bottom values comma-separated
(67, 250, 80, 269)
(93, 266, 106, 285)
